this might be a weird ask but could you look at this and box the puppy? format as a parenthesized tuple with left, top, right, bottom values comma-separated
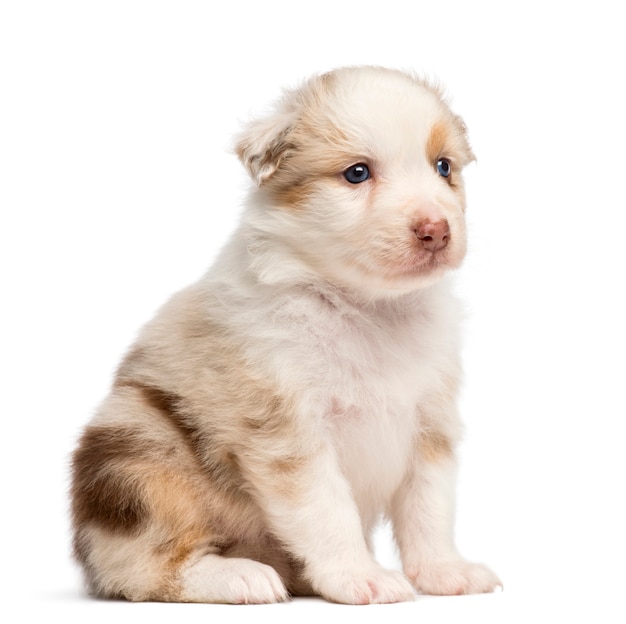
(71, 66, 500, 604)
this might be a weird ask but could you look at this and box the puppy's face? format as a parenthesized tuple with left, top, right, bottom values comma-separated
(237, 67, 474, 295)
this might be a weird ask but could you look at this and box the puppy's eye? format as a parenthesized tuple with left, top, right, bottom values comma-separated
(436, 158, 451, 178)
(343, 163, 370, 184)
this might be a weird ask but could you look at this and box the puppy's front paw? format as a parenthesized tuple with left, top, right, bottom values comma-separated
(408, 560, 501, 596)
(314, 565, 415, 605)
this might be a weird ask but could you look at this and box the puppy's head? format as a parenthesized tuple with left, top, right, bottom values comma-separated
(236, 66, 474, 295)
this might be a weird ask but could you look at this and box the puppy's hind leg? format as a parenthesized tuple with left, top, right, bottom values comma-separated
(71, 422, 288, 603)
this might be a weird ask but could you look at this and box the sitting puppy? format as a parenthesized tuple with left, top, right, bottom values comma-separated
(71, 66, 500, 604)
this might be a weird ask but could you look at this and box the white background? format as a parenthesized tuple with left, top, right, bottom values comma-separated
(2, 1, 625, 622)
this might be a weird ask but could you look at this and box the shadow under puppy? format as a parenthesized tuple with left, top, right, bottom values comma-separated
(71, 66, 501, 604)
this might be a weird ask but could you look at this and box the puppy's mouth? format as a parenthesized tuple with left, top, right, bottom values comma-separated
(397, 247, 456, 275)
(364, 229, 465, 285)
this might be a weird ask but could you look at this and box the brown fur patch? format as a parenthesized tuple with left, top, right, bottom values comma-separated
(271, 178, 321, 210)
(418, 429, 454, 462)
(116, 380, 255, 505)
(270, 454, 310, 475)
(426, 119, 475, 192)
(135, 383, 181, 416)
(71, 425, 149, 535)
(240, 391, 290, 435)
(426, 121, 450, 165)
(115, 379, 198, 442)
(268, 139, 362, 209)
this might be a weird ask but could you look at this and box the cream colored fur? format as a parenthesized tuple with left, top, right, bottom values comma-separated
(71, 66, 500, 604)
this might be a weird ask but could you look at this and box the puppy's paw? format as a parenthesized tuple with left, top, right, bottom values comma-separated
(314, 564, 415, 605)
(180, 555, 289, 604)
(408, 560, 501, 596)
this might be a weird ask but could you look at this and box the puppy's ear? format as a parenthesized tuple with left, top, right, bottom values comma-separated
(235, 105, 298, 186)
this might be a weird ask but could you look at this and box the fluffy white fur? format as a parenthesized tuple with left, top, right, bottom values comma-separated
(71, 66, 500, 604)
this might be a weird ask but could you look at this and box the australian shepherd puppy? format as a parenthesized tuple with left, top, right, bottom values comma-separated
(71, 66, 500, 604)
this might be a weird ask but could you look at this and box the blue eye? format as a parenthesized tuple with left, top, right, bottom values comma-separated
(437, 158, 451, 178)
(344, 163, 370, 184)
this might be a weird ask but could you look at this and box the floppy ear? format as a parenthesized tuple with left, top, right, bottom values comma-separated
(235, 105, 298, 186)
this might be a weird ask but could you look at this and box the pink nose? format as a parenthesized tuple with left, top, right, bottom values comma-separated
(414, 219, 450, 252)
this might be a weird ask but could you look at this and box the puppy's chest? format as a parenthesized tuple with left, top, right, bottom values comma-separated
(272, 294, 438, 436)
(250, 291, 451, 500)
(295, 299, 437, 497)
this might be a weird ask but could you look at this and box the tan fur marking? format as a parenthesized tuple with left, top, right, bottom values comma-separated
(237, 387, 294, 436)
(268, 140, 359, 209)
(143, 470, 218, 595)
(426, 121, 450, 165)
(272, 178, 322, 210)
(270, 454, 310, 475)
(418, 429, 454, 462)
(425, 119, 475, 192)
